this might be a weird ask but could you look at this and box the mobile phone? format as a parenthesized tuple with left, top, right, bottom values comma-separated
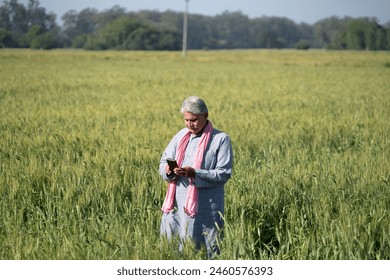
(166, 158, 178, 171)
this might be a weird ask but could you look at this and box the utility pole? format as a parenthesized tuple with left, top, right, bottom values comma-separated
(182, 0, 189, 58)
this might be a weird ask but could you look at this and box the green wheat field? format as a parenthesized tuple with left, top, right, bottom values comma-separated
(0, 49, 389, 260)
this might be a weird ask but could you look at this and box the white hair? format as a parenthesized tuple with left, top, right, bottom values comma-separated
(180, 96, 208, 115)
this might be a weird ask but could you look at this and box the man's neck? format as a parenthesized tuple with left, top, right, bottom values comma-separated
(194, 120, 209, 136)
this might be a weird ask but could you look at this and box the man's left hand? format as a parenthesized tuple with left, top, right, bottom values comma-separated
(174, 166, 195, 178)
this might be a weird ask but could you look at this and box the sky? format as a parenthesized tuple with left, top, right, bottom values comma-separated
(8, 0, 390, 25)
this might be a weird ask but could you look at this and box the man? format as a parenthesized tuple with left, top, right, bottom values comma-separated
(159, 96, 233, 258)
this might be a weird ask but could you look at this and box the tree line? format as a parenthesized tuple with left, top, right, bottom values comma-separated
(1, 0, 390, 50)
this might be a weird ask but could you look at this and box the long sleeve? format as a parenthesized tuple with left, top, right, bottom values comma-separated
(194, 133, 233, 188)
(159, 128, 187, 181)
(159, 127, 233, 188)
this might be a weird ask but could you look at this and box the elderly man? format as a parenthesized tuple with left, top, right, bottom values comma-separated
(159, 96, 233, 258)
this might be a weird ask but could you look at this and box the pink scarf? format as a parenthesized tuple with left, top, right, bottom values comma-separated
(161, 121, 213, 217)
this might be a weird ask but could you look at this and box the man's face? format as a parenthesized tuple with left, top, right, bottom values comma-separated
(183, 111, 208, 135)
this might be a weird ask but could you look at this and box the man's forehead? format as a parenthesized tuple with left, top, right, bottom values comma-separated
(183, 112, 199, 119)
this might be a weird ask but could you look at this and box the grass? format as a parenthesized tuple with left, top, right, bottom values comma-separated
(0, 49, 389, 259)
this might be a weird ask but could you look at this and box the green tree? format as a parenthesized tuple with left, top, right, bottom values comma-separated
(100, 16, 143, 49)
(98, 16, 180, 50)
(345, 18, 386, 50)
(295, 39, 310, 50)
(19, 24, 42, 47)
(0, 0, 28, 45)
(248, 16, 301, 48)
(346, 19, 366, 49)
(61, 8, 99, 47)
(30, 32, 58, 49)
(386, 22, 390, 50)
(213, 11, 251, 49)
(313, 16, 349, 49)
(0, 28, 14, 47)
(27, 0, 56, 31)
(0, 0, 59, 48)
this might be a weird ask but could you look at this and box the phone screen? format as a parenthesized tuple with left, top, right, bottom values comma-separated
(166, 158, 178, 171)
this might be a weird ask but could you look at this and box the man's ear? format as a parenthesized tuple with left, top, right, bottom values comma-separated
(205, 113, 209, 118)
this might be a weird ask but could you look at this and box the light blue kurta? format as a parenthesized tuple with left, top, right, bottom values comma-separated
(159, 125, 233, 256)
